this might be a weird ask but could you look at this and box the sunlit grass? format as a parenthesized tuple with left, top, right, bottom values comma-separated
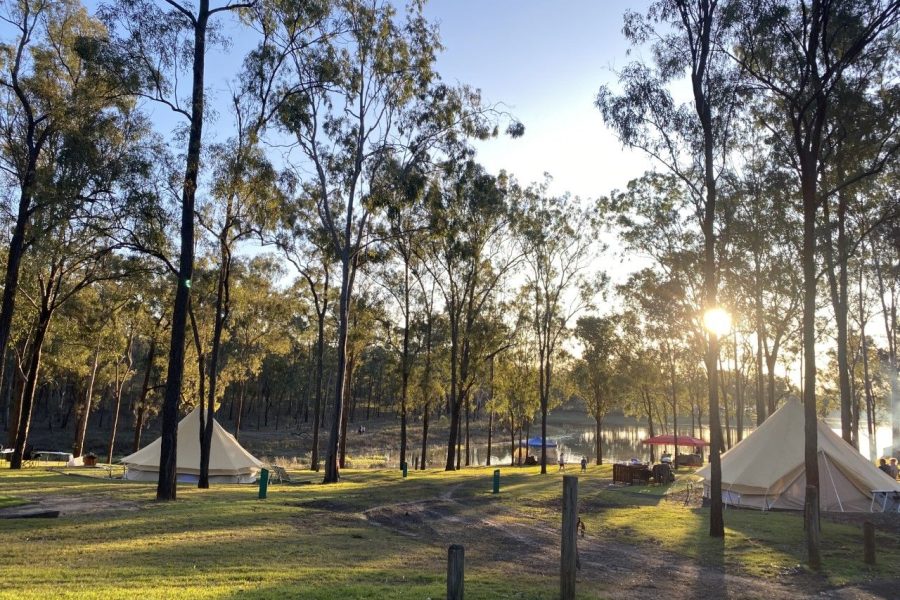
(0, 495, 28, 509)
(0, 464, 895, 598)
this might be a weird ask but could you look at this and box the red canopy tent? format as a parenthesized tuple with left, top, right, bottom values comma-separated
(641, 434, 709, 446)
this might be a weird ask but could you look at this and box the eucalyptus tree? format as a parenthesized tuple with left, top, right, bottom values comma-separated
(66, 280, 138, 460)
(100, 0, 258, 500)
(0, 0, 130, 432)
(817, 92, 900, 448)
(574, 315, 620, 465)
(373, 161, 432, 470)
(222, 256, 291, 441)
(621, 267, 697, 451)
(493, 346, 539, 467)
(869, 214, 899, 450)
(513, 181, 600, 474)
(598, 0, 740, 538)
(262, 0, 522, 481)
(10, 239, 136, 469)
(271, 204, 334, 471)
(5, 92, 153, 468)
(729, 0, 900, 564)
(263, 0, 439, 483)
(410, 258, 441, 470)
(723, 148, 802, 422)
(424, 162, 518, 471)
(194, 95, 284, 488)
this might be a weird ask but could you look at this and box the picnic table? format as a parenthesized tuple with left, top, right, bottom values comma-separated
(613, 463, 651, 485)
(33, 451, 73, 466)
(870, 490, 900, 513)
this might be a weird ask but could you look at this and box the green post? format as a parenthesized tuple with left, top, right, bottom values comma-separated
(493, 469, 500, 494)
(258, 468, 269, 499)
(402, 462, 408, 478)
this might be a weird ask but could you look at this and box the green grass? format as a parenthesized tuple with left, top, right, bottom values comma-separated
(0, 465, 895, 598)
(0, 495, 28, 509)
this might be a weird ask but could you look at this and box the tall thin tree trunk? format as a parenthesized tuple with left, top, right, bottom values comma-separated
(10, 309, 50, 469)
(73, 342, 101, 458)
(158, 1, 211, 502)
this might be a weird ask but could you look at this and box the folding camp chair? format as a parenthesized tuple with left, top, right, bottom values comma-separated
(271, 465, 292, 484)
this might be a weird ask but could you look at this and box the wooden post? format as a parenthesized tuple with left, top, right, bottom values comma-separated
(447, 544, 464, 600)
(863, 521, 876, 565)
(804, 485, 821, 570)
(561, 475, 578, 600)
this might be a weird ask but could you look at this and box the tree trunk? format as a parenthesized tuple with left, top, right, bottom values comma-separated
(420, 401, 429, 470)
(823, 193, 853, 445)
(73, 342, 102, 458)
(324, 234, 355, 484)
(7, 364, 25, 449)
(200, 240, 230, 489)
(399, 261, 410, 469)
(108, 380, 124, 465)
(311, 314, 325, 471)
(339, 355, 355, 469)
(801, 155, 821, 567)
(445, 317, 460, 471)
(464, 396, 470, 466)
(485, 410, 494, 467)
(595, 411, 603, 466)
(235, 380, 246, 441)
(10, 310, 50, 469)
(158, 2, 210, 502)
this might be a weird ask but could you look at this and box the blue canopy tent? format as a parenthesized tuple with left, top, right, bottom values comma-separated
(522, 437, 558, 448)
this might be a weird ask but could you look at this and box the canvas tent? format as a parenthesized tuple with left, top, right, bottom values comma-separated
(696, 398, 900, 512)
(122, 407, 264, 484)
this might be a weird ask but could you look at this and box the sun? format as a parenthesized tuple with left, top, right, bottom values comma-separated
(703, 307, 732, 337)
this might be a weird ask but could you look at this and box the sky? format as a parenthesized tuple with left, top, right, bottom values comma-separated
(420, 0, 652, 199)
(62, 1, 653, 208)
(117, 0, 655, 202)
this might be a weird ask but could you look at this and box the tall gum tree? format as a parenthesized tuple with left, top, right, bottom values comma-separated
(598, 0, 740, 538)
(729, 0, 900, 567)
(100, 0, 256, 500)
(423, 162, 517, 471)
(512, 181, 600, 474)
(0, 0, 129, 439)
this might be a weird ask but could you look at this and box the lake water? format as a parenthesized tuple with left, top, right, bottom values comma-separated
(402, 419, 894, 468)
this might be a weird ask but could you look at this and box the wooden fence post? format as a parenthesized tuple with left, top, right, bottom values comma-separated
(863, 521, 876, 565)
(561, 475, 578, 600)
(447, 544, 464, 600)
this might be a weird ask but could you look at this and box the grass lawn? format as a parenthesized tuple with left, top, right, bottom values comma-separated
(0, 465, 896, 599)
(0, 495, 28, 509)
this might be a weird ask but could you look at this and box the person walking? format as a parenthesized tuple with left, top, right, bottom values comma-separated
(558, 452, 565, 471)
(580, 456, 587, 472)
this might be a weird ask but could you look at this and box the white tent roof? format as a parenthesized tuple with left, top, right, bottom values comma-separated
(122, 407, 264, 477)
(696, 398, 900, 511)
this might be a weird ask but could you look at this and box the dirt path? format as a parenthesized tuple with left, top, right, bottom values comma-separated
(362, 480, 895, 599)
(0, 493, 140, 518)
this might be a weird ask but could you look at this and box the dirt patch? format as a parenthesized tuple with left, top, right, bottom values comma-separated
(352, 480, 899, 599)
(0, 494, 141, 518)
(289, 499, 355, 512)
(363, 500, 456, 537)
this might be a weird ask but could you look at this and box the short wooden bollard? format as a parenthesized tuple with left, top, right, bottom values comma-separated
(863, 521, 876, 565)
(492, 469, 500, 494)
(447, 544, 464, 600)
(561, 475, 578, 600)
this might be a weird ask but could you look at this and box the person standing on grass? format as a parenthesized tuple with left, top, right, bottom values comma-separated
(558, 452, 565, 471)
(580, 456, 587, 472)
